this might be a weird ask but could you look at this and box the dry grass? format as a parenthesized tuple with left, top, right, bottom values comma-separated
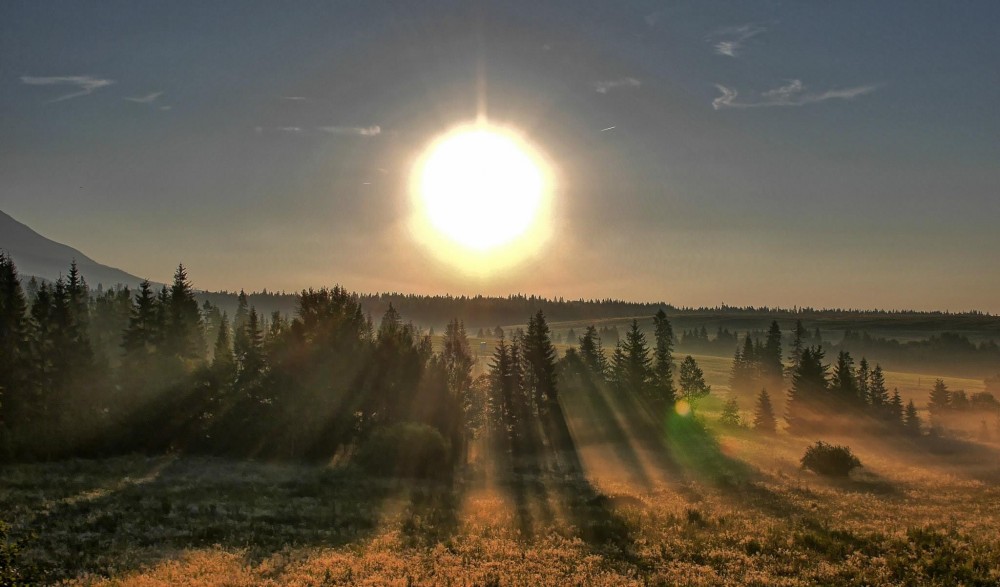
(3, 413, 999, 586)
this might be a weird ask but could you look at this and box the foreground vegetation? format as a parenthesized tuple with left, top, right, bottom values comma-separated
(3, 425, 999, 585)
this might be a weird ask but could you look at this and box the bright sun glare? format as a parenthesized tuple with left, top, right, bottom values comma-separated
(411, 123, 552, 272)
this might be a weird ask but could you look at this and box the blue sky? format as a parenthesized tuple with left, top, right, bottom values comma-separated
(2, 1, 998, 311)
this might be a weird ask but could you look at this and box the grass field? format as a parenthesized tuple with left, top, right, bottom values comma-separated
(4, 405, 1000, 585)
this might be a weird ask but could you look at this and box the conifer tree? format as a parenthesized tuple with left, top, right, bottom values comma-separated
(678, 355, 710, 402)
(761, 320, 784, 382)
(888, 388, 904, 425)
(904, 400, 921, 435)
(237, 306, 266, 385)
(730, 333, 757, 393)
(869, 364, 889, 408)
(610, 340, 627, 390)
(789, 319, 807, 371)
(211, 313, 235, 379)
(0, 253, 31, 437)
(753, 388, 777, 433)
(165, 264, 204, 361)
(442, 318, 473, 398)
(232, 290, 250, 363)
(785, 346, 829, 434)
(719, 397, 741, 427)
(621, 320, 652, 397)
(856, 357, 871, 404)
(578, 325, 606, 376)
(652, 310, 676, 406)
(122, 280, 158, 355)
(524, 310, 558, 408)
(831, 351, 859, 403)
(928, 379, 950, 416)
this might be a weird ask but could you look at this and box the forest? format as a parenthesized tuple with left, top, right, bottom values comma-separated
(2, 254, 1000, 585)
(5, 255, 997, 465)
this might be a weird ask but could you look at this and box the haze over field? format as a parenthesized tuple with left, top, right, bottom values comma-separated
(2, 2, 1000, 585)
(3, 1, 999, 311)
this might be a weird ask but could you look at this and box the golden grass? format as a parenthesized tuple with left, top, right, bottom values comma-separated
(3, 413, 999, 587)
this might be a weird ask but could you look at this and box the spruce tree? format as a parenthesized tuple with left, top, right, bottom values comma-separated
(578, 325, 606, 376)
(789, 320, 807, 371)
(211, 313, 235, 379)
(719, 397, 741, 427)
(122, 280, 158, 355)
(621, 320, 652, 397)
(831, 351, 859, 403)
(888, 388, 904, 425)
(610, 341, 627, 391)
(761, 321, 784, 382)
(652, 309, 677, 406)
(753, 388, 777, 434)
(524, 310, 558, 407)
(442, 318, 473, 399)
(165, 264, 204, 361)
(785, 346, 829, 434)
(869, 364, 889, 408)
(237, 306, 265, 385)
(928, 379, 950, 417)
(730, 333, 757, 393)
(232, 290, 250, 364)
(904, 400, 921, 435)
(856, 357, 871, 404)
(0, 253, 31, 437)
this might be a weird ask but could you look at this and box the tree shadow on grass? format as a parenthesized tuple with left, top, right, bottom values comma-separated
(3, 457, 396, 583)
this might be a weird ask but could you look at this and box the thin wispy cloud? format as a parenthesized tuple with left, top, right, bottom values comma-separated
(283, 96, 307, 101)
(258, 125, 382, 137)
(124, 91, 163, 104)
(712, 80, 878, 110)
(317, 125, 381, 137)
(710, 24, 766, 58)
(21, 75, 114, 102)
(595, 77, 641, 94)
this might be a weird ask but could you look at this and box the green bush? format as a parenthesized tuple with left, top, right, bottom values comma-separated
(800, 441, 862, 477)
(355, 422, 451, 479)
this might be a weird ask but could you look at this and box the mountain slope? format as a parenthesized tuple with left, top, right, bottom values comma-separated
(0, 209, 149, 289)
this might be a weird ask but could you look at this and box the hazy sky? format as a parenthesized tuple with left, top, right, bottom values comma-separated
(2, 1, 999, 312)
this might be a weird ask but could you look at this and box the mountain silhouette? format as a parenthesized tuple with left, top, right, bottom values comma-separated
(0, 209, 151, 289)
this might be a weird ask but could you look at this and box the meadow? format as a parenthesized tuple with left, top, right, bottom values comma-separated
(4, 364, 999, 586)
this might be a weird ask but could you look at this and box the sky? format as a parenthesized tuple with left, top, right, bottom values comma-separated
(2, 1, 999, 312)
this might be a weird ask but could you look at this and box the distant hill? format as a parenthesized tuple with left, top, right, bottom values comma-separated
(0, 209, 150, 290)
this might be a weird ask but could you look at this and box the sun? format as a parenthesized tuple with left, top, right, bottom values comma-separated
(410, 123, 553, 272)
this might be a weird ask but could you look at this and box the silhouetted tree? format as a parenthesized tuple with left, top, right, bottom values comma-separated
(761, 320, 783, 382)
(0, 253, 31, 455)
(164, 264, 204, 361)
(868, 363, 889, 408)
(753, 388, 777, 434)
(618, 320, 652, 398)
(578, 325, 607, 376)
(928, 379, 950, 419)
(524, 310, 558, 410)
(789, 319, 807, 372)
(651, 309, 676, 408)
(856, 357, 871, 405)
(785, 346, 829, 434)
(831, 350, 859, 404)
(678, 355, 710, 403)
(904, 400, 921, 435)
(888, 388, 904, 425)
